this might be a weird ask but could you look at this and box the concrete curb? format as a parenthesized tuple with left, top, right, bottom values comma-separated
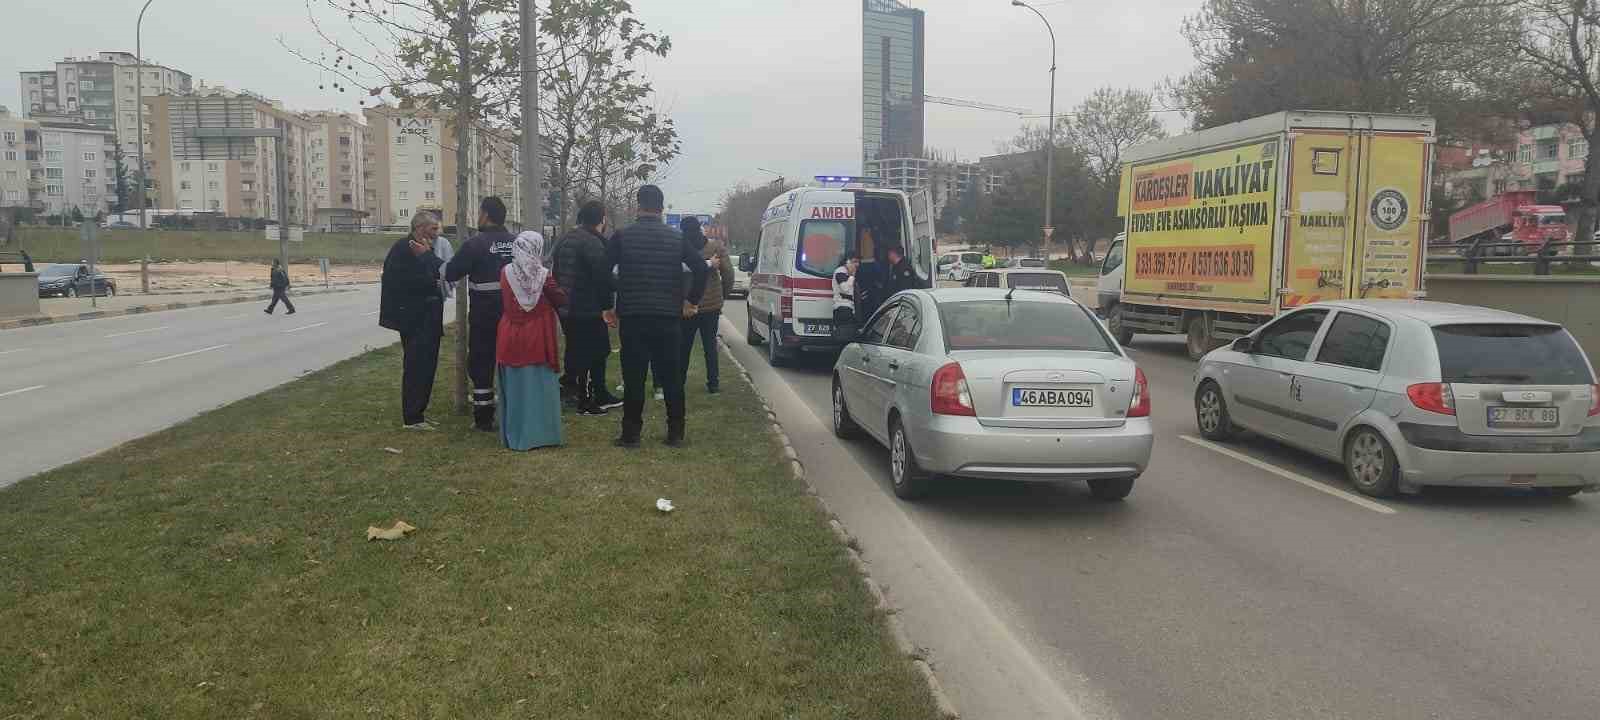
(134, 280, 378, 297)
(719, 337, 961, 719)
(0, 286, 362, 331)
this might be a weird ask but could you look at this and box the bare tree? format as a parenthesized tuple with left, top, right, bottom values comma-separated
(715, 180, 796, 255)
(1513, 0, 1600, 245)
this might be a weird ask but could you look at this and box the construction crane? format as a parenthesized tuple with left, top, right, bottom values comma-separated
(923, 94, 1031, 116)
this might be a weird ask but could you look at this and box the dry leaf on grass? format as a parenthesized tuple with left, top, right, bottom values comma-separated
(366, 520, 417, 541)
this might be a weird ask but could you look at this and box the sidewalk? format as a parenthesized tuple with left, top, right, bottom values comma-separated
(0, 283, 371, 330)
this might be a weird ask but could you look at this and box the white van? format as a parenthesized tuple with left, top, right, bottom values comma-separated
(743, 180, 936, 365)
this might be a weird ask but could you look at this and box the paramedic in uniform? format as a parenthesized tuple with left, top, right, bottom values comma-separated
(832, 254, 857, 325)
(445, 196, 517, 432)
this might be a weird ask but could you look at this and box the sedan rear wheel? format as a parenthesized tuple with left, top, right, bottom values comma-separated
(1345, 427, 1399, 498)
(1195, 380, 1237, 441)
(832, 378, 859, 439)
(888, 418, 931, 500)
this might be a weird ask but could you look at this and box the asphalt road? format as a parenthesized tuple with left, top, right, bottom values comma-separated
(0, 287, 445, 488)
(719, 299, 1600, 720)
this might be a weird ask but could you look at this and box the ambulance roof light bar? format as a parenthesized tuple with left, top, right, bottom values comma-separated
(814, 175, 883, 189)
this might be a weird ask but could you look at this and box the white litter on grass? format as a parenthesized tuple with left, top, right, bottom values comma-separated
(383, 447, 402, 455)
(655, 498, 674, 513)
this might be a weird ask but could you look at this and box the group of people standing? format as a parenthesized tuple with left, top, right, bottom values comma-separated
(377, 184, 730, 452)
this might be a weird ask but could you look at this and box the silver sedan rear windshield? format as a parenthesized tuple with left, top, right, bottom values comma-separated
(938, 299, 1114, 352)
(1433, 324, 1594, 385)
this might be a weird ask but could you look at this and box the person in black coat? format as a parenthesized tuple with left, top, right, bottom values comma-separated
(380, 212, 447, 430)
(552, 199, 620, 415)
(265, 259, 296, 315)
(604, 184, 708, 448)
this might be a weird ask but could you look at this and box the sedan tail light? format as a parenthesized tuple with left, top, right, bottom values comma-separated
(931, 362, 976, 417)
(1406, 383, 1456, 416)
(1589, 385, 1600, 417)
(1127, 367, 1151, 418)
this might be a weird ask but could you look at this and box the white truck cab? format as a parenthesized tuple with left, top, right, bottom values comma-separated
(743, 178, 935, 365)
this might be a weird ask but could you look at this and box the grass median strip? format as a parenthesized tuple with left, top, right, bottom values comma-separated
(0, 327, 941, 719)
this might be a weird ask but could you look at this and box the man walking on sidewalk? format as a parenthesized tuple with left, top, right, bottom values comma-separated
(379, 212, 447, 430)
(605, 185, 708, 448)
(553, 199, 621, 415)
(677, 216, 734, 394)
(265, 259, 296, 315)
(445, 197, 516, 432)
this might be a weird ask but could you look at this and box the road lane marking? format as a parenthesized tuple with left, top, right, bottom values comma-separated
(105, 325, 170, 338)
(1181, 435, 1397, 515)
(222, 313, 252, 319)
(140, 344, 229, 365)
(284, 322, 329, 334)
(362, 310, 380, 316)
(0, 348, 30, 356)
(0, 385, 44, 399)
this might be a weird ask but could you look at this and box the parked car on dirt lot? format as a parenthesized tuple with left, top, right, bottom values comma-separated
(1194, 300, 1600, 498)
(832, 288, 1153, 501)
(36, 263, 116, 298)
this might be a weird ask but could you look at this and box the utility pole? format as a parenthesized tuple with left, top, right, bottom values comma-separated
(520, 0, 541, 243)
(1013, 0, 1057, 256)
(452, 0, 473, 415)
(135, 0, 155, 231)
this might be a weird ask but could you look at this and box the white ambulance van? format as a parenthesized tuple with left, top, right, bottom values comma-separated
(743, 177, 936, 366)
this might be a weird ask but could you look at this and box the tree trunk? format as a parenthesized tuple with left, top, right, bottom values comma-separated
(453, 0, 473, 416)
(1578, 131, 1600, 265)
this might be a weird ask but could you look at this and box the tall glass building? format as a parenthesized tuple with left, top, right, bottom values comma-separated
(862, 0, 925, 172)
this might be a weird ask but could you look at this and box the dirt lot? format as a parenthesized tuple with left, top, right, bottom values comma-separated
(93, 261, 381, 294)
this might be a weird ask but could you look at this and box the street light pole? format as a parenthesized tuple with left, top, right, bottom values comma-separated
(1013, 0, 1056, 256)
(756, 166, 784, 185)
(135, 0, 154, 231)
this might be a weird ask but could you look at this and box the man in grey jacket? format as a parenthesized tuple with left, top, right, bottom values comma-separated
(604, 185, 708, 448)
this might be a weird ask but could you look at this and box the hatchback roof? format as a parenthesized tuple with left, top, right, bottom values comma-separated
(1310, 299, 1557, 327)
(926, 287, 1080, 304)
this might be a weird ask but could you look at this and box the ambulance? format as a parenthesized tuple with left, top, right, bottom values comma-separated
(743, 177, 936, 365)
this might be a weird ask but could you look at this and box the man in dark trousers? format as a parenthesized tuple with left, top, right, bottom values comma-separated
(444, 196, 516, 432)
(553, 199, 622, 415)
(379, 211, 446, 430)
(604, 185, 708, 448)
(677, 216, 735, 394)
(265, 259, 296, 315)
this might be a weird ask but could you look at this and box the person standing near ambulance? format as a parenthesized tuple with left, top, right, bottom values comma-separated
(445, 196, 516, 432)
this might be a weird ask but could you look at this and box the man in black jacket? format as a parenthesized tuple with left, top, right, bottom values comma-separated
(604, 185, 708, 448)
(553, 199, 621, 415)
(444, 196, 516, 431)
(379, 212, 446, 430)
(264, 259, 296, 315)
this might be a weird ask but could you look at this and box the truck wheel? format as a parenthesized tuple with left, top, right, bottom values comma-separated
(1185, 313, 1214, 360)
(1107, 303, 1134, 346)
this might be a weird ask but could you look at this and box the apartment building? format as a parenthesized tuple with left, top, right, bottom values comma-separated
(20, 52, 193, 156)
(864, 155, 995, 219)
(0, 108, 42, 211)
(36, 119, 116, 216)
(304, 111, 367, 230)
(362, 104, 523, 229)
(143, 88, 314, 224)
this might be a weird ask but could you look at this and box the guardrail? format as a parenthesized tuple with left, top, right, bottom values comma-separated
(1426, 235, 1600, 275)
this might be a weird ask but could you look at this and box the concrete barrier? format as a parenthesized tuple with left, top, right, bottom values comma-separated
(1426, 274, 1600, 360)
(0, 273, 40, 318)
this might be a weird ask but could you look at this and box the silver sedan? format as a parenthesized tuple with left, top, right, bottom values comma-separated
(1194, 300, 1600, 497)
(831, 288, 1155, 501)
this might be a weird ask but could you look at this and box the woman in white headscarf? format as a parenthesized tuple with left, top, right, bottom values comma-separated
(496, 231, 568, 450)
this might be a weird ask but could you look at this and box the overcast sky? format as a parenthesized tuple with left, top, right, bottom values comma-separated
(3, 0, 1200, 213)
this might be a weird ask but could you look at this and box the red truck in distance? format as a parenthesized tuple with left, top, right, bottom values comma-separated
(1448, 190, 1568, 255)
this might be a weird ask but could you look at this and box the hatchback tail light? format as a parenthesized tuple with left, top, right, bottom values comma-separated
(1589, 385, 1600, 417)
(1407, 383, 1456, 416)
(931, 362, 976, 417)
(1127, 367, 1151, 418)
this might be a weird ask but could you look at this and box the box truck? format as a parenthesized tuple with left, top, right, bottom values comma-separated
(1097, 110, 1435, 358)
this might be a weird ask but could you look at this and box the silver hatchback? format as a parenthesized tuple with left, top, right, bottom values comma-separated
(831, 289, 1155, 501)
(1193, 300, 1600, 497)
